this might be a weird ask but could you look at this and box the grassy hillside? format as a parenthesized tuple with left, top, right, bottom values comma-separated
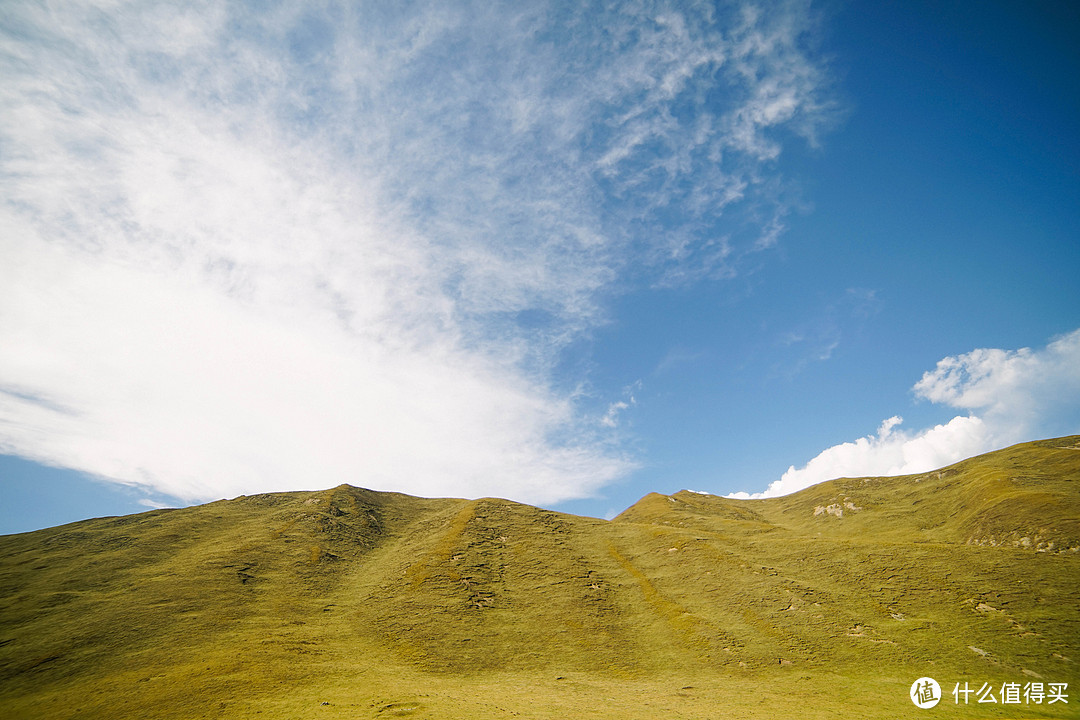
(2, 438, 1078, 719)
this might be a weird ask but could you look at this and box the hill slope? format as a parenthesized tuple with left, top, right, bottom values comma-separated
(2, 438, 1079, 719)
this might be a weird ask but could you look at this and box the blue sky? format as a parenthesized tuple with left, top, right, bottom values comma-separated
(1, 0, 1078, 534)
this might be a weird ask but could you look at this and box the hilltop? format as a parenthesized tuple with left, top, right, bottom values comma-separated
(1, 437, 1078, 718)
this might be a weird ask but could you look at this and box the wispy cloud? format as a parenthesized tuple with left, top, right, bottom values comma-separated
(771, 287, 879, 376)
(598, 381, 640, 429)
(732, 329, 1080, 498)
(1, 0, 833, 504)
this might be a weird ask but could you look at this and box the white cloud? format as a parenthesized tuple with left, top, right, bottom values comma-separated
(732, 330, 1080, 499)
(0, 0, 832, 505)
(0, 228, 630, 504)
(912, 330, 1080, 432)
(600, 402, 631, 429)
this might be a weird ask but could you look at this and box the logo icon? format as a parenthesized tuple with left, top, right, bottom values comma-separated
(911, 677, 941, 708)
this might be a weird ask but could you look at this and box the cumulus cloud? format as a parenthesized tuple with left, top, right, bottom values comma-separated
(0, 0, 832, 504)
(732, 329, 1080, 498)
(912, 330, 1080, 432)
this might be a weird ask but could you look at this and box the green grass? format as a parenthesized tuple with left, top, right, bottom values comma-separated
(2, 438, 1079, 718)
